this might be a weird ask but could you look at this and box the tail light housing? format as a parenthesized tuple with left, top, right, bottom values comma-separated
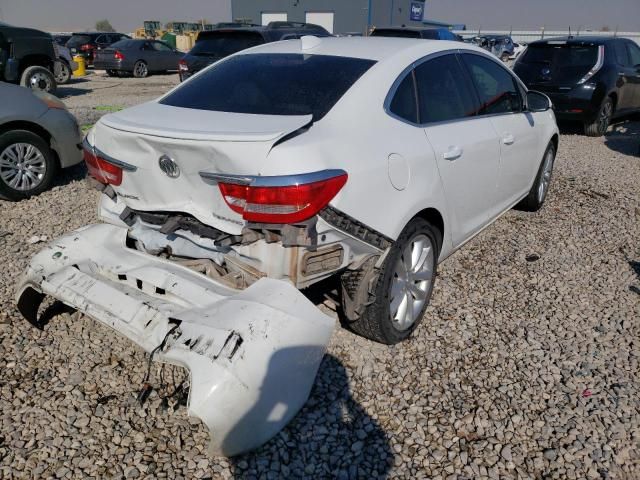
(114, 50, 125, 60)
(577, 44, 605, 84)
(80, 43, 94, 51)
(178, 59, 188, 71)
(83, 142, 123, 186)
(211, 170, 348, 224)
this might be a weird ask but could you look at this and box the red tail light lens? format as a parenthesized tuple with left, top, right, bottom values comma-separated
(83, 146, 123, 186)
(178, 59, 188, 71)
(218, 173, 347, 224)
(80, 44, 94, 51)
(114, 50, 125, 60)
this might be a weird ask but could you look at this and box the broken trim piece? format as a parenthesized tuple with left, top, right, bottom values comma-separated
(319, 205, 393, 251)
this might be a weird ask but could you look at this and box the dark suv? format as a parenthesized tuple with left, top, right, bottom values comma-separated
(514, 36, 640, 136)
(67, 32, 131, 65)
(0, 22, 57, 93)
(178, 21, 331, 81)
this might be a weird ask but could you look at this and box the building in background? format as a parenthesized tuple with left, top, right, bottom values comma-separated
(231, 0, 462, 35)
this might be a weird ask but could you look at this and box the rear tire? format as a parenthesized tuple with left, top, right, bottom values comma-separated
(133, 60, 148, 78)
(341, 218, 441, 344)
(515, 142, 555, 212)
(20, 66, 57, 94)
(54, 60, 71, 84)
(0, 130, 58, 200)
(501, 52, 510, 62)
(584, 97, 613, 137)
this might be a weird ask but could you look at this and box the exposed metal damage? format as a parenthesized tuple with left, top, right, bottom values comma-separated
(15, 223, 335, 456)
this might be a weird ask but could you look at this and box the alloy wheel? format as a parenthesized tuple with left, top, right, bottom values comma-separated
(537, 148, 554, 203)
(0, 143, 47, 191)
(599, 100, 613, 135)
(28, 71, 53, 92)
(134, 62, 148, 78)
(389, 233, 435, 331)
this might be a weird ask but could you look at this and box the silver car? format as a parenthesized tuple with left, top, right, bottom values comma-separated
(0, 83, 83, 199)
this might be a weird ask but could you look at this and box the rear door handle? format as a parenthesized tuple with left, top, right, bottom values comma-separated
(442, 146, 463, 161)
(502, 133, 515, 145)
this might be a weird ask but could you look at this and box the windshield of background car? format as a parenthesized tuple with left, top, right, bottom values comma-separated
(518, 43, 598, 82)
(189, 31, 265, 58)
(161, 53, 376, 121)
(67, 35, 92, 47)
(371, 29, 421, 38)
(110, 39, 140, 50)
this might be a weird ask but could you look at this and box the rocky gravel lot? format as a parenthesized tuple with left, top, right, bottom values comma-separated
(0, 73, 639, 479)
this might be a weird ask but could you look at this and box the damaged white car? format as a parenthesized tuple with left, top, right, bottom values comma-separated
(16, 36, 559, 455)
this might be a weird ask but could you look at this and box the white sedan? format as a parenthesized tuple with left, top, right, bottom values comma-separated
(16, 36, 558, 455)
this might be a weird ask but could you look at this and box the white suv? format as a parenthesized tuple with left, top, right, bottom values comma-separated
(17, 36, 558, 455)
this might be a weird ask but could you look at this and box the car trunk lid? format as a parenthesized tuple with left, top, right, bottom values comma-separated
(92, 102, 312, 235)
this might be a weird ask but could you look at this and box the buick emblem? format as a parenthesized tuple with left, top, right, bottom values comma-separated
(158, 155, 180, 178)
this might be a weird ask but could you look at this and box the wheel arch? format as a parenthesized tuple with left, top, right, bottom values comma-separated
(0, 121, 60, 166)
(18, 55, 54, 75)
(411, 207, 445, 253)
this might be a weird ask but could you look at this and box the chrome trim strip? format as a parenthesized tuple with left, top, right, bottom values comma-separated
(199, 169, 347, 187)
(82, 136, 138, 172)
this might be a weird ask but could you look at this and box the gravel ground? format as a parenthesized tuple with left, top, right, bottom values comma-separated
(0, 73, 639, 479)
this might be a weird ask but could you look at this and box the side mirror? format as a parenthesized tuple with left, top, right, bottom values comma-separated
(526, 90, 552, 112)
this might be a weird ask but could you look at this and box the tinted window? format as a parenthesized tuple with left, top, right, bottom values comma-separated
(190, 31, 265, 58)
(111, 39, 140, 50)
(519, 43, 598, 68)
(370, 29, 421, 39)
(161, 53, 376, 121)
(628, 42, 640, 66)
(414, 54, 476, 124)
(152, 41, 173, 52)
(67, 35, 92, 47)
(389, 73, 417, 123)
(614, 41, 630, 66)
(462, 54, 522, 115)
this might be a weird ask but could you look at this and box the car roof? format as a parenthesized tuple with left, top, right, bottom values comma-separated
(237, 35, 485, 62)
(529, 36, 620, 45)
(374, 26, 447, 32)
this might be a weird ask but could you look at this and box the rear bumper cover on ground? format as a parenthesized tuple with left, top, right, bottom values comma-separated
(15, 223, 335, 456)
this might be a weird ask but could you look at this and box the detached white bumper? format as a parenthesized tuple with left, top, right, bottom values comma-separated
(15, 224, 335, 456)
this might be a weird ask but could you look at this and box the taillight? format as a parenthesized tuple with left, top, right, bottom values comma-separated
(178, 59, 188, 71)
(80, 43, 94, 51)
(83, 145, 123, 186)
(577, 44, 605, 84)
(114, 50, 125, 60)
(217, 171, 347, 224)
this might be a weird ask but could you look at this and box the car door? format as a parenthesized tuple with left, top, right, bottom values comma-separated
(416, 53, 501, 245)
(624, 40, 640, 109)
(611, 39, 637, 112)
(460, 52, 540, 209)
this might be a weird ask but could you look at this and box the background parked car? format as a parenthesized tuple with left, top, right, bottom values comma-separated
(0, 22, 57, 93)
(472, 35, 515, 61)
(0, 83, 83, 199)
(94, 39, 182, 78)
(510, 41, 528, 60)
(514, 36, 640, 136)
(370, 26, 462, 41)
(66, 32, 131, 65)
(178, 21, 330, 81)
(52, 34, 72, 46)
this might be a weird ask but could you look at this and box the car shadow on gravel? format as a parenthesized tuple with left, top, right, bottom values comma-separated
(51, 162, 88, 189)
(228, 353, 393, 478)
(604, 120, 640, 157)
(56, 86, 93, 98)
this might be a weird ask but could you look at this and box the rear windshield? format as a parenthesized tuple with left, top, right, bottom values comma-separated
(161, 53, 376, 121)
(190, 31, 265, 58)
(520, 43, 598, 68)
(110, 39, 139, 50)
(67, 35, 92, 47)
(371, 29, 421, 38)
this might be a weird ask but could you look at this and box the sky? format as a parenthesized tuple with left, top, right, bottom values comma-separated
(0, 0, 638, 33)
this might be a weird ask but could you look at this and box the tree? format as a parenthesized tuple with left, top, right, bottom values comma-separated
(95, 19, 115, 32)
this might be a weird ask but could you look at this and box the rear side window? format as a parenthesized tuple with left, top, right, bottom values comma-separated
(161, 53, 376, 121)
(462, 54, 522, 115)
(111, 40, 139, 50)
(614, 41, 630, 66)
(414, 54, 476, 124)
(190, 31, 265, 58)
(389, 73, 417, 123)
(628, 42, 640, 66)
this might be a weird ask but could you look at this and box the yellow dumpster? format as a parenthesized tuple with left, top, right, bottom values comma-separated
(72, 55, 86, 77)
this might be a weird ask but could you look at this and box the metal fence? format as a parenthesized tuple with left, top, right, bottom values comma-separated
(453, 29, 640, 46)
